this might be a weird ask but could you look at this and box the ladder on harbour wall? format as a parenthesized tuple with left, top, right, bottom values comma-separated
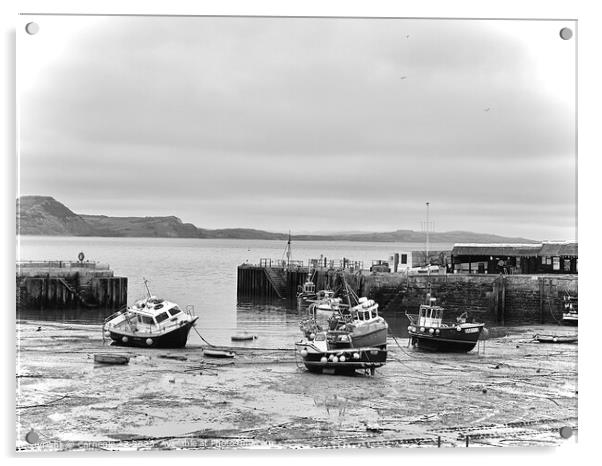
(263, 268, 288, 299)
(57, 278, 95, 307)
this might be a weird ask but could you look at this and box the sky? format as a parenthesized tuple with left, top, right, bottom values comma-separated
(17, 15, 576, 240)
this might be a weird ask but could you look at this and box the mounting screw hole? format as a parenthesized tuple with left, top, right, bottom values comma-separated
(559, 27, 573, 40)
(25, 22, 39, 35)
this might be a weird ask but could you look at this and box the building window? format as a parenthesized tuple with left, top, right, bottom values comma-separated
(563, 259, 571, 271)
(401, 254, 407, 265)
(553, 257, 560, 271)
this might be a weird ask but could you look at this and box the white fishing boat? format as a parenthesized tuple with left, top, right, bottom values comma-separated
(296, 280, 388, 375)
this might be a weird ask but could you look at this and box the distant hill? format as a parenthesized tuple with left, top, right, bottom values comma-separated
(16, 196, 537, 244)
(17, 196, 96, 236)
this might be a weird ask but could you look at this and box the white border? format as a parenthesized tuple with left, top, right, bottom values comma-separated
(3, 1, 600, 465)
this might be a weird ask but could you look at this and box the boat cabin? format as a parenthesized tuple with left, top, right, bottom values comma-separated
(302, 280, 316, 294)
(350, 298, 380, 322)
(418, 304, 444, 328)
(117, 298, 185, 333)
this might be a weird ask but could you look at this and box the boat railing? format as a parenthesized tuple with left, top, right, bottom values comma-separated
(103, 305, 128, 325)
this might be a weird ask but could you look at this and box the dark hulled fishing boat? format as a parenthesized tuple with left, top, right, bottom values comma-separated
(405, 201, 485, 352)
(406, 302, 484, 352)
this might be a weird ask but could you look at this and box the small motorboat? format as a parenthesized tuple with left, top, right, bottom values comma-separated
(103, 279, 198, 349)
(203, 349, 236, 358)
(309, 290, 343, 312)
(94, 353, 130, 365)
(231, 333, 257, 342)
(534, 334, 578, 344)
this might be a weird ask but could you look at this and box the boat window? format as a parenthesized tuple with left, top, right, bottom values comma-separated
(155, 312, 169, 324)
(140, 315, 154, 325)
(315, 333, 326, 341)
(168, 306, 181, 317)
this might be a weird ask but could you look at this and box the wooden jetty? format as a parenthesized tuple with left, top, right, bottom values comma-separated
(16, 260, 128, 312)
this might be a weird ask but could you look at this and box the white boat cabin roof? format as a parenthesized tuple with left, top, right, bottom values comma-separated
(130, 296, 179, 317)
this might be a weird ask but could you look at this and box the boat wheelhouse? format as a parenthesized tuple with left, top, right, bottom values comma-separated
(562, 295, 578, 325)
(103, 296, 198, 348)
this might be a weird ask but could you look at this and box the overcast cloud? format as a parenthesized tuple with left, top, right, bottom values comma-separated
(18, 16, 576, 240)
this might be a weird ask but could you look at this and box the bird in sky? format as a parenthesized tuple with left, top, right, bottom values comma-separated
(400, 76, 407, 80)
(405, 34, 410, 39)
(484, 107, 491, 112)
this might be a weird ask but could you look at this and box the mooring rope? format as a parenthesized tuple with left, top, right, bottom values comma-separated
(192, 326, 216, 347)
(389, 335, 449, 377)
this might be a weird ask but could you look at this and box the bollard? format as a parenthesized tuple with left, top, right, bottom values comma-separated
(437, 436, 441, 448)
(465, 435, 469, 447)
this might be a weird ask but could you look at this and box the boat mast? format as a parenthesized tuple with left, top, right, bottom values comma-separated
(286, 230, 291, 267)
(425, 202, 431, 304)
(143, 277, 152, 298)
(425, 201, 430, 267)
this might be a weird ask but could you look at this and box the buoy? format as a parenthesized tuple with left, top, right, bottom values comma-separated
(429, 328, 434, 334)
(104, 331, 110, 338)
(407, 326, 412, 331)
(122, 336, 128, 343)
(300, 349, 308, 357)
(332, 356, 339, 363)
(435, 329, 440, 334)
(328, 355, 334, 361)
(553, 337, 558, 343)
(456, 326, 462, 332)
(339, 355, 346, 362)
(309, 333, 315, 340)
(353, 352, 360, 359)
(420, 327, 425, 333)
(146, 338, 153, 346)
(320, 356, 328, 364)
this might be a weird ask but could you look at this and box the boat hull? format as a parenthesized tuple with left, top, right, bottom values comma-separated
(108, 317, 198, 348)
(409, 324, 484, 352)
(349, 324, 388, 349)
(295, 342, 387, 375)
(535, 334, 577, 344)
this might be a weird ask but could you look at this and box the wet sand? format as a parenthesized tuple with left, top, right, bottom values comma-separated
(16, 320, 577, 451)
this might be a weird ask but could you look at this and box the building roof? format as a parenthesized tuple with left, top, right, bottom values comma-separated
(452, 243, 542, 257)
(452, 242, 578, 258)
(538, 241, 578, 257)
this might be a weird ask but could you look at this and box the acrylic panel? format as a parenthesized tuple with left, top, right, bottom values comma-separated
(16, 15, 577, 451)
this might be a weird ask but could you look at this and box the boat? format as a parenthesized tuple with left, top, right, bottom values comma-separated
(94, 353, 130, 365)
(231, 333, 257, 341)
(297, 276, 317, 305)
(405, 202, 486, 353)
(406, 302, 485, 352)
(296, 279, 389, 375)
(308, 289, 343, 313)
(102, 279, 198, 349)
(534, 334, 578, 344)
(562, 294, 578, 325)
(203, 349, 236, 358)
